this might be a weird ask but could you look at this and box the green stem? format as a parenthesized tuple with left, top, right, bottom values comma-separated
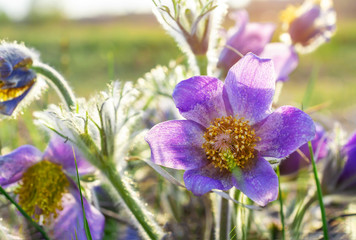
(31, 63, 75, 110)
(309, 141, 329, 239)
(196, 54, 208, 75)
(218, 195, 229, 240)
(0, 186, 50, 240)
(104, 163, 163, 240)
(276, 166, 285, 240)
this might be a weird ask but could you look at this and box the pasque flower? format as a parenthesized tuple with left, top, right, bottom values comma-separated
(146, 53, 315, 206)
(218, 10, 298, 82)
(279, 123, 329, 175)
(280, 0, 336, 53)
(0, 42, 46, 116)
(0, 137, 104, 240)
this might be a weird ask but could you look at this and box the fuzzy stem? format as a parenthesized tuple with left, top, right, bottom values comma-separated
(103, 163, 164, 240)
(31, 63, 75, 110)
(0, 186, 50, 240)
(309, 141, 329, 239)
(276, 166, 285, 240)
(196, 54, 208, 75)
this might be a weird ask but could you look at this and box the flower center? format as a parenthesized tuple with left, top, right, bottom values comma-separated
(202, 116, 260, 171)
(0, 79, 35, 102)
(14, 160, 69, 223)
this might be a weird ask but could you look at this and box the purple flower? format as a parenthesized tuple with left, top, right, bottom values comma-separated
(280, 0, 336, 53)
(279, 123, 329, 175)
(323, 131, 356, 196)
(0, 137, 104, 240)
(218, 10, 275, 72)
(0, 42, 39, 116)
(218, 11, 298, 82)
(145, 53, 315, 206)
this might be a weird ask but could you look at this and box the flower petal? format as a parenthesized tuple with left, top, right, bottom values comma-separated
(50, 185, 105, 240)
(224, 53, 275, 124)
(337, 132, 356, 184)
(0, 145, 41, 186)
(43, 136, 95, 177)
(218, 18, 275, 71)
(172, 76, 227, 128)
(232, 156, 278, 206)
(145, 120, 208, 170)
(183, 164, 233, 195)
(279, 123, 328, 175)
(260, 43, 298, 82)
(254, 106, 315, 158)
(0, 87, 34, 116)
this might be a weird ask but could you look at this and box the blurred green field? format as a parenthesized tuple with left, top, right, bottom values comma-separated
(1, 15, 354, 110)
(0, 13, 355, 148)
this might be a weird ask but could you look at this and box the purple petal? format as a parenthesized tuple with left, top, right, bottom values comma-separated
(337, 132, 356, 184)
(218, 21, 275, 71)
(145, 120, 208, 170)
(0, 145, 41, 186)
(279, 123, 328, 175)
(260, 43, 298, 82)
(254, 106, 315, 158)
(232, 156, 278, 206)
(50, 185, 105, 240)
(224, 53, 275, 124)
(183, 164, 233, 195)
(0, 86, 34, 116)
(172, 76, 227, 127)
(43, 136, 95, 177)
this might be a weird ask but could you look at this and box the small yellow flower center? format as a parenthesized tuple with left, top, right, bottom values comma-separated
(14, 160, 69, 223)
(202, 116, 260, 171)
(279, 5, 299, 25)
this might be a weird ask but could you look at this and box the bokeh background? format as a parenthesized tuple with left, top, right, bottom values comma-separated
(0, 0, 355, 147)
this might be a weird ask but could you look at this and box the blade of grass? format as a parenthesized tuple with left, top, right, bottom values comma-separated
(72, 147, 92, 240)
(302, 68, 318, 110)
(308, 141, 328, 240)
(0, 186, 50, 240)
(276, 166, 285, 240)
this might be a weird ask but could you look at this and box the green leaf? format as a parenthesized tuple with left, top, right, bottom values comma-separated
(72, 147, 93, 240)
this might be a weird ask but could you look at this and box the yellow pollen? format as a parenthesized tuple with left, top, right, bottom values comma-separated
(14, 160, 69, 223)
(202, 115, 261, 171)
(0, 79, 35, 102)
(279, 5, 299, 25)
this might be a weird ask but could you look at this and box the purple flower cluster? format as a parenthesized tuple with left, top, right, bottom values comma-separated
(146, 53, 315, 206)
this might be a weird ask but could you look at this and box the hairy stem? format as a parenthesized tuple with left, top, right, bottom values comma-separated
(32, 63, 76, 110)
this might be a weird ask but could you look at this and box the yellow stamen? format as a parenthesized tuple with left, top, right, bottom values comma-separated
(202, 115, 261, 171)
(0, 79, 35, 102)
(14, 160, 69, 223)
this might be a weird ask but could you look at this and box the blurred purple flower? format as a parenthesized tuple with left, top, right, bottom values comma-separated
(218, 10, 298, 82)
(0, 42, 39, 116)
(280, 0, 336, 53)
(218, 10, 275, 72)
(279, 123, 329, 175)
(323, 131, 356, 196)
(0, 137, 104, 240)
(146, 53, 315, 206)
